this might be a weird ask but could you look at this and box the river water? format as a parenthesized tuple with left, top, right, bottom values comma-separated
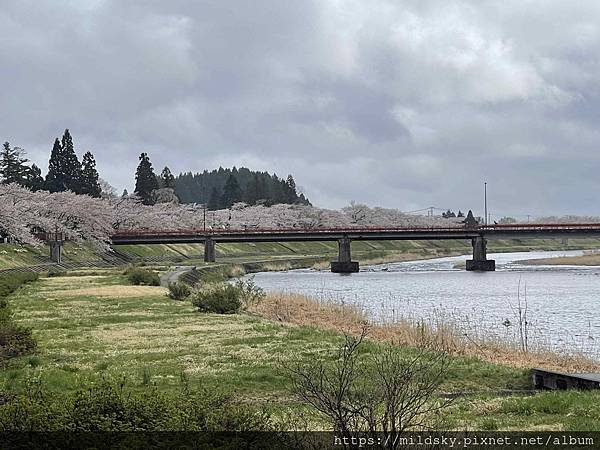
(249, 250, 600, 358)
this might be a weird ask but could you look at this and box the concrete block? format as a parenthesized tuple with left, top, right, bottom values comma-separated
(331, 261, 359, 273)
(466, 259, 495, 271)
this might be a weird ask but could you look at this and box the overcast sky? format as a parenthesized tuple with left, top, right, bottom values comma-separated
(2, 1, 600, 218)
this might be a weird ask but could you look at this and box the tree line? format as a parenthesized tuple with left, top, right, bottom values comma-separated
(0, 129, 101, 197)
(1, 130, 310, 210)
(172, 167, 310, 209)
(133, 154, 310, 208)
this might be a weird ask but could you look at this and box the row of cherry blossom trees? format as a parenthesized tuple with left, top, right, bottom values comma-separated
(0, 184, 114, 249)
(0, 184, 465, 249)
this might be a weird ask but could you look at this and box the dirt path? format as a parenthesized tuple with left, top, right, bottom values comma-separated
(159, 265, 197, 287)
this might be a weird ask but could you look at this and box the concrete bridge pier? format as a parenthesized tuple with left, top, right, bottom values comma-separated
(49, 241, 63, 264)
(466, 236, 495, 271)
(331, 237, 359, 273)
(204, 238, 216, 262)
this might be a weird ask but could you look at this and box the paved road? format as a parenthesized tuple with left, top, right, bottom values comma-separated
(159, 265, 197, 287)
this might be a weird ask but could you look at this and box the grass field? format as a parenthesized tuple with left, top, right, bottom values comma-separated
(3, 237, 600, 271)
(2, 271, 600, 430)
(519, 253, 600, 266)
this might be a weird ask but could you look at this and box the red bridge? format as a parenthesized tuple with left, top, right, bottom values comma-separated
(109, 223, 600, 273)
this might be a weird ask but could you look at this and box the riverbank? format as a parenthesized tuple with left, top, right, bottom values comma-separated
(518, 252, 600, 266)
(3, 237, 600, 271)
(249, 291, 599, 373)
(3, 269, 600, 431)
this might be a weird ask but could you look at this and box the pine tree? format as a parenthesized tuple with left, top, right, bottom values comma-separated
(463, 210, 478, 226)
(61, 129, 82, 193)
(244, 173, 260, 205)
(80, 152, 102, 197)
(207, 186, 221, 210)
(0, 142, 29, 185)
(121, 189, 129, 198)
(160, 166, 175, 188)
(220, 174, 242, 208)
(298, 193, 311, 206)
(45, 130, 83, 193)
(134, 152, 159, 205)
(285, 174, 297, 203)
(26, 164, 45, 191)
(45, 138, 64, 192)
(171, 166, 309, 205)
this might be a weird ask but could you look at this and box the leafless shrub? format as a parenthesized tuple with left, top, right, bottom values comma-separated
(284, 326, 453, 449)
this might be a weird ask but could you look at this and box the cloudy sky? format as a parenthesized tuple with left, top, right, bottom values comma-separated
(2, 1, 600, 218)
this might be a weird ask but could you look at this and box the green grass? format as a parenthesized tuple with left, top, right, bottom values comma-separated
(445, 390, 600, 431)
(2, 237, 600, 272)
(2, 271, 600, 430)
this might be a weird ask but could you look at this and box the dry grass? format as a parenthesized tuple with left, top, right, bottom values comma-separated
(312, 251, 464, 270)
(250, 292, 600, 373)
(48, 285, 167, 298)
(519, 254, 600, 266)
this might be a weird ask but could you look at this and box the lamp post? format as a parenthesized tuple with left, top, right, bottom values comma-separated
(484, 182, 488, 225)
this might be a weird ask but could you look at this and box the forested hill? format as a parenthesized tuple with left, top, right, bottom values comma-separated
(173, 167, 310, 208)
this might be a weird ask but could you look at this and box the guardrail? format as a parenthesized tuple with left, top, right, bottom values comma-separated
(111, 223, 600, 238)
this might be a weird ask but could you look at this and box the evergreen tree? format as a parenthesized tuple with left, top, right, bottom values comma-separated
(26, 164, 45, 191)
(285, 174, 297, 203)
(45, 138, 64, 192)
(463, 210, 478, 226)
(244, 173, 260, 205)
(0, 142, 29, 185)
(134, 152, 159, 205)
(207, 186, 221, 210)
(298, 193, 311, 206)
(269, 174, 287, 204)
(80, 152, 102, 197)
(61, 129, 83, 193)
(171, 166, 309, 206)
(45, 130, 83, 193)
(220, 174, 242, 208)
(121, 189, 129, 198)
(160, 166, 175, 188)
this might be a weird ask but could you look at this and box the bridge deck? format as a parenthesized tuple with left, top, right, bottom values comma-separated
(110, 223, 600, 245)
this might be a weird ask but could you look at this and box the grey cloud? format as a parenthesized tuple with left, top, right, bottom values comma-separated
(2, 0, 600, 216)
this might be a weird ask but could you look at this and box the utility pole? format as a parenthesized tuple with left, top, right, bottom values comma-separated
(484, 182, 488, 225)
(203, 204, 206, 231)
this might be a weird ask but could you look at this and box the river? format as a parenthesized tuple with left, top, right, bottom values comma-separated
(248, 250, 600, 358)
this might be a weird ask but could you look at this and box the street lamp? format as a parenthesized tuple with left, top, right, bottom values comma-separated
(484, 182, 488, 225)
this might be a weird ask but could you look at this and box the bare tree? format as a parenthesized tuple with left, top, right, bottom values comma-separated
(284, 326, 453, 449)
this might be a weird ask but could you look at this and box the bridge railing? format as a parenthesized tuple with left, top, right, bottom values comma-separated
(479, 223, 600, 232)
(110, 223, 600, 238)
(111, 225, 474, 237)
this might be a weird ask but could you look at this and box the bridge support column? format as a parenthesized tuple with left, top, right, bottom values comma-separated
(331, 238, 359, 273)
(466, 236, 495, 271)
(204, 238, 216, 263)
(49, 241, 63, 264)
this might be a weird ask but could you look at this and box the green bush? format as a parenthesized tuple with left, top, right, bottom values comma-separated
(0, 323, 36, 360)
(233, 277, 265, 310)
(167, 282, 191, 300)
(0, 272, 38, 299)
(126, 268, 160, 286)
(0, 273, 38, 362)
(191, 283, 242, 314)
(46, 267, 66, 277)
(0, 378, 272, 431)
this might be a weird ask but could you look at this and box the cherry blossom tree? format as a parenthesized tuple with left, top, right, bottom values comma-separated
(0, 183, 113, 249)
(1, 184, 466, 252)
